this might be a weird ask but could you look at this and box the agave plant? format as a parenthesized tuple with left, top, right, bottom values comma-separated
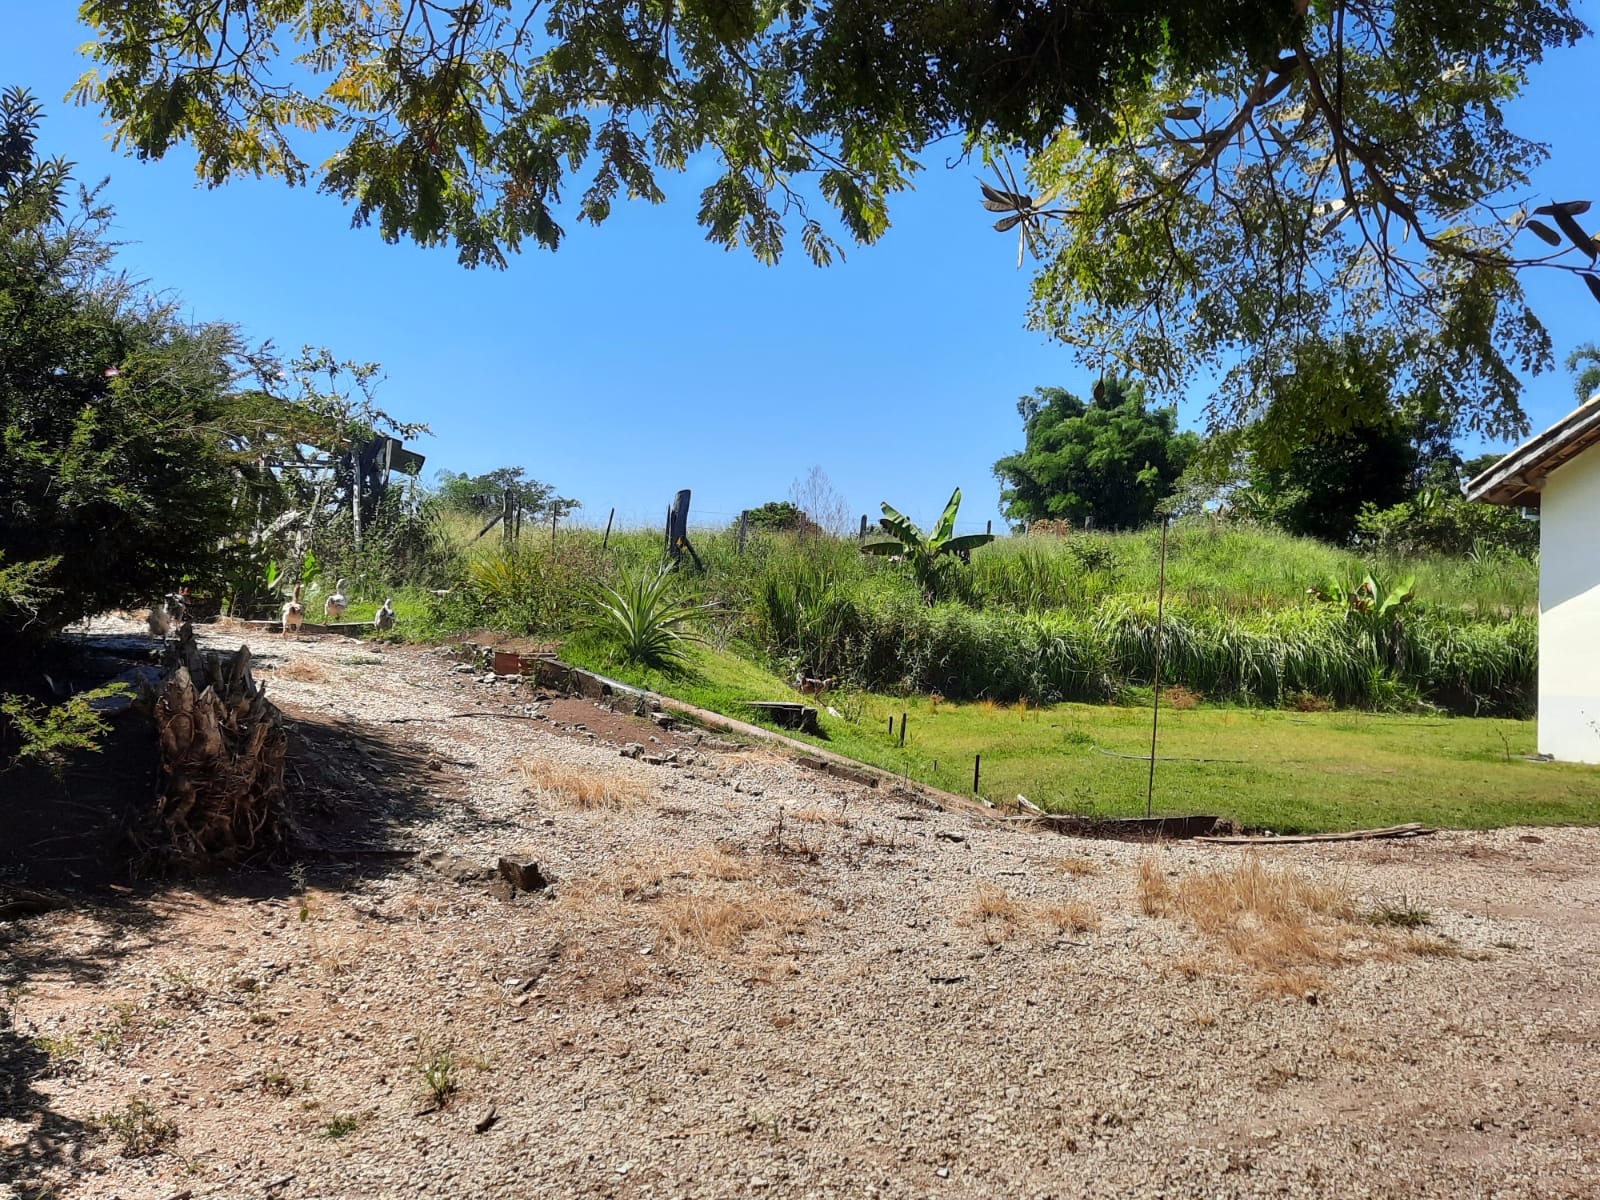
(861, 487, 996, 600)
(593, 568, 707, 670)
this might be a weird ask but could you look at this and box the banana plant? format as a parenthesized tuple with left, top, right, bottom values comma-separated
(861, 487, 995, 600)
(1308, 571, 1417, 664)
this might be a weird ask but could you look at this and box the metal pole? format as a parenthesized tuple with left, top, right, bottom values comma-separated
(551, 509, 557, 550)
(973, 754, 981, 795)
(899, 713, 907, 748)
(1147, 515, 1170, 819)
(602, 507, 615, 550)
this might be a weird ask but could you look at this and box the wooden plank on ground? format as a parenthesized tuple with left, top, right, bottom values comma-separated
(1194, 822, 1435, 845)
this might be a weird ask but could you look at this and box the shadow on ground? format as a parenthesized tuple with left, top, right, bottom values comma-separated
(0, 627, 447, 1194)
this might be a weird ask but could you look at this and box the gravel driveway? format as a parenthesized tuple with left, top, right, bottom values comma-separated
(3, 619, 1597, 1199)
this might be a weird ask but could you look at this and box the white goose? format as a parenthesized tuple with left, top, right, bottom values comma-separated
(373, 597, 396, 631)
(324, 577, 349, 624)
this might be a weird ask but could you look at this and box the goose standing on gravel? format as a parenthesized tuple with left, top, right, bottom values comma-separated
(324, 578, 349, 624)
(373, 598, 396, 632)
(281, 585, 305, 639)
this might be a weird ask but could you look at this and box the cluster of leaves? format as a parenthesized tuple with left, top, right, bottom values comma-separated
(72, 2, 1597, 452)
(1309, 571, 1417, 666)
(1022, 0, 1591, 448)
(861, 487, 994, 601)
(744, 500, 813, 533)
(1, 685, 129, 777)
(993, 377, 1200, 532)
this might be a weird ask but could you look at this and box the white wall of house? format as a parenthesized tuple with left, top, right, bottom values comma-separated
(1540, 448, 1600, 763)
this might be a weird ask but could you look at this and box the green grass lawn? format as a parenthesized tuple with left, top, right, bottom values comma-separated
(564, 641, 1600, 834)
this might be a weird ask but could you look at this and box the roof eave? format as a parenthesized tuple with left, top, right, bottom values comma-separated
(1466, 393, 1600, 506)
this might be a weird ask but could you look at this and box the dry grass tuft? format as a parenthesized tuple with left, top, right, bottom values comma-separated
(970, 882, 1020, 923)
(1251, 967, 1327, 1000)
(653, 889, 815, 954)
(274, 659, 328, 682)
(688, 844, 756, 881)
(1163, 685, 1203, 711)
(522, 761, 647, 810)
(1040, 900, 1100, 934)
(1137, 857, 1172, 916)
(1177, 856, 1354, 976)
(792, 807, 852, 827)
(1056, 856, 1100, 877)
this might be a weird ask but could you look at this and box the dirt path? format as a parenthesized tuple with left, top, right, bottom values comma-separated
(3, 620, 1598, 1199)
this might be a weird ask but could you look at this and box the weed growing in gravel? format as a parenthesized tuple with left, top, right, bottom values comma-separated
(1365, 899, 1432, 928)
(1136, 858, 1171, 916)
(98, 1098, 177, 1157)
(161, 968, 206, 1007)
(1056, 857, 1100, 877)
(1040, 900, 1100, 934)
(322, 1113, 359, 1139)
(29, 1034, 79, 1064)
(522, 761, 647, 810)
(654, 890, 815, 955)
(260, 1071, 296, 1096)
(93, 1005, 136, 1053)
(416, 1046, 457, 1110)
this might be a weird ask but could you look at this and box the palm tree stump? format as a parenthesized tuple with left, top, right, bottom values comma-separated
(144, 624, 288, 865)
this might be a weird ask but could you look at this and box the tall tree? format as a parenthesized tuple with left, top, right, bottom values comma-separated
(0, 88, 256, 649)
(994, 379, 1199, 530)
(1019, 0, 1593, 451)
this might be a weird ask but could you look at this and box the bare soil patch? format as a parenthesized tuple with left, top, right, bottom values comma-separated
(2, 617, 1598, 1199)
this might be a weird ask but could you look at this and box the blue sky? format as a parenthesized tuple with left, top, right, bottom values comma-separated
(2, 5, 1597, 533)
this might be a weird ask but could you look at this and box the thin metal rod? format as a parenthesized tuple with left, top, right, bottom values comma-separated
(602, 507, 615, 550)
(1147, 516, 1170, 819)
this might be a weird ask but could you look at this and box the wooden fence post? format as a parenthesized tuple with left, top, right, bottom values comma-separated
(737, 510, 749, 555)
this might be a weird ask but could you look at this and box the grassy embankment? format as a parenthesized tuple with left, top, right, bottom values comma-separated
(338, 519, 1590, 832)
(563, 641, 1599, 835)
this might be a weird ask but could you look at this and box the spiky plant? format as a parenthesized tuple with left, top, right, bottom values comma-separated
(593, 568, 707, 669)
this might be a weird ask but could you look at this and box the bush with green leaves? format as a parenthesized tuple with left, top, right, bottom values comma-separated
(1, 684, 129, 776)
(861, 488, 995, 600)
(1356, 490, 1539, 558)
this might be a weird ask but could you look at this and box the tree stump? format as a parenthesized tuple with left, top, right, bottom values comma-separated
(143, 623, 288, 865)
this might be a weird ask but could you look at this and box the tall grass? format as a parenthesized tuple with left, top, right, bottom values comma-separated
(418, 516, 1538, 714)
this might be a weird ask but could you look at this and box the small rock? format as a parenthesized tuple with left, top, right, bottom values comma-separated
(474, 1104, 499, 1133)
(619, 743, 645, 759)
